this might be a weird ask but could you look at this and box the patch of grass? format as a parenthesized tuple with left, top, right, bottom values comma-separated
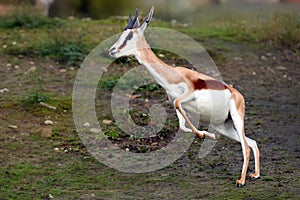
(23, 91, 51, 105)
(177, 10, 299, 51)
(0, 7, 58, 29)
(256, 12, 300, 50)
(262, 176, 275, 182)
(99, 74, 122, 91)
(41, 26, 87, 67)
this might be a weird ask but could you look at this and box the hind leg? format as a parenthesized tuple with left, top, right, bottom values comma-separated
(246, 137, 260, 180)
(217, 120, 260, 184)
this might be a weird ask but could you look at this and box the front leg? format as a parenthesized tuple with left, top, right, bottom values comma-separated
(174, 97, 216, 140)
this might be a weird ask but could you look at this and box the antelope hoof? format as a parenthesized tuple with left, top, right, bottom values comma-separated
(196, 131, 205, 139)
(195, 131, 216, 140)
(249, 174, 260, 181)
(236, 180, 245, 188)
(205, 132, 216, 140)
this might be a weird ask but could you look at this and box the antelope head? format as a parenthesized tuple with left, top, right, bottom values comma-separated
(109, 6, 154, 58)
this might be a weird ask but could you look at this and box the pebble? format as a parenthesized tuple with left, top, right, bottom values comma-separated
(25, 66, 36, 74)
(261, 55, 267, 60)
(8, 125, 18, 129)
(60, 69, 67, 73)
(40, 127, 52, 138)
(90, 128, 101, 134)
(234, 57, 243, 61)
(102, 119, 112, 125)
(0, 88, 9, 93)
(44, 120, 54, 125)
(54, 147, 59, 151)
(40, 102, 57, 110)
(20, 132, 30, 137)
(277, 66, 287, 71)
(83, 122, 90, 127)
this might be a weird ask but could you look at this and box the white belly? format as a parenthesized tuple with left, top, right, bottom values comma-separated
(181, 89, 231, 125)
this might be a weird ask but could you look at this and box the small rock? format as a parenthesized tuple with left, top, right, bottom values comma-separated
(125, 148, 130, 151)
(261, 55, 267, 61)
(83, 122, 90, 127)
(40, 128, 52, 138)
(151, 142, 158, 146)
(49, 194, 54, 199)
(0, 88, 9, 93)
(90, 128, 101, 134)
(25, 66, 36, 74)
(54, 147, 59, 151)
(29, 61, 35, 65)
(158, 54, 165, 58)
(8, 125, 18, 129)
(102, 119, 112, 125)
(40, 102, 57, 110)
(60, 69, 67, 73)
(20, 132, 30, 137)
(252, 71, 257, 75)
(44, 120, 53, 125)
(234, 57, 243, 61)
(277, 66, 287, 71)
(14, 65, 20, 69)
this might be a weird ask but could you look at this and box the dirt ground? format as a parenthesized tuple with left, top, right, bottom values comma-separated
(0, 35, 299, 199)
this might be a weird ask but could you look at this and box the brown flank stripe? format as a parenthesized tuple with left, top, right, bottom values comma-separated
(193, 79, 228, 90)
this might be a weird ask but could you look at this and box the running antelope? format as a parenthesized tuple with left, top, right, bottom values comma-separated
(109, 7, 260, 187)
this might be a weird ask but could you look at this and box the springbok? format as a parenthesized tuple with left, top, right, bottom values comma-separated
(109, 6, 260, 187)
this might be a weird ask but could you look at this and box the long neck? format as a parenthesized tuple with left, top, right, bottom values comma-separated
(134, 36, 183, 87)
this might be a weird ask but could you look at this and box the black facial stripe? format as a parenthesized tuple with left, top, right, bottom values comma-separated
(118, 31, 133, 50)
(126, 31, 133, 40)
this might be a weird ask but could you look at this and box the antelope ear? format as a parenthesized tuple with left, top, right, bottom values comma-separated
(140, 6, 154, 31)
